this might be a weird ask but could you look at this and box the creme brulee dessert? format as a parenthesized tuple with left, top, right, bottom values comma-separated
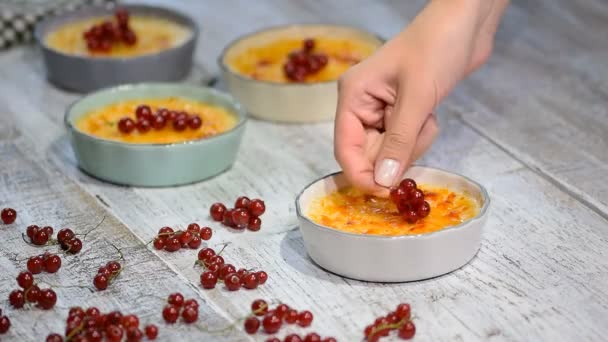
(46, 10, 190, 58)
(307, 186, 480, 236)
(227, 36, 379, 83)
(75, 97, 237, 144)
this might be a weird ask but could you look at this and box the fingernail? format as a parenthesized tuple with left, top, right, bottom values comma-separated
(375, 159, 400, 187)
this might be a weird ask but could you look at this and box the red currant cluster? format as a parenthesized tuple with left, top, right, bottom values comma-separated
(152, 224, 211, 252)
(210, 196, 266, 231)
(27, 252, 62, 274)
(198, 247, 268, 291)
(1, 207, 16, 224)
(25, 225, 83, 253)
(283, 38, 329, 82)
(0, 309, 10, 335)
(389, 179, 431, 224)
(83, 9, 136, 52)
(363, 303, 415, 341)
(162, 293, 199, 324)
(244, 299, 330, 341)
(118, 105, 203, 134)
(46, 307, 159, 342)
(9, 271, 56, 310)
(94, 260, 122, 291)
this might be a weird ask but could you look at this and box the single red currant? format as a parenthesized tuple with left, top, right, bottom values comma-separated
(399, 178, 417, 192)
(231, 208, 250, 229)
(416, 201, 430, 218)
(67, 238, 83, 254)
(25, 285, 41, 303)
(183, 299, 198, 309)
(188, 115, 202, 129)
(262, 313, 282, 334)
(242, 273, 258, 290)
(167, 293, 184, 307)
(285, 309, 298, 324)
(153, 237, 165, 250)
(46, 333, 62, 342)
(38, 288, 57, 309)
(26, 225, 39, 239)
(94, 274, 108, 290)
(1, 208, 17, 224)
(144, 324, 158, 340)
(248, 217, 262, 231)
(9, 290, 25, 308)
(200, 271, 217, 289)
(106, 324, 124, 342)
(395, 303, 411, 320)
(17, 271, 34, 289)
(224, 273, 241, 291)
(27, 255, 44, 274)
(248, 199, 266, 216)
(162, 305, 179, 323)
(164, 237, 181, 252)
(57, 228, 75, 243)
(200, 227, 212, 241)
(0, 316, 10, 334)
(188, 235, 201, 249)
(285, 334, 303, 342)
(275, 304, 289, 318)
(187, 223, 200, 233)
(297, 311, 313, 327)
(244, 316, 260, 334)
(235, 196, 251, 209)
(210, 203, 226, 221)
(135, 105, 152, 121)
(126, 327, 143, 342)
(158, 226, 174, 235)
(304, 333, 321, 342)
(41, 226, 54, 237)
(251, 299, 268, 316)
(118, 118, 136, 134)
(44, 254, 62, 273)
(32, 230, 49, 245)
(198, 247, 215, 261)
(398, 321, 416, 339)
(122, 314, 139, 329)
(257, 271, 268, 285)
(182, 306, 198, 323)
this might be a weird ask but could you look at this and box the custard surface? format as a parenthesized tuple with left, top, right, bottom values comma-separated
(227, 37, 377, 83)
(75, 97, 237, 144)
(307, 186, 479, 236)
(46, 16, 190, 57)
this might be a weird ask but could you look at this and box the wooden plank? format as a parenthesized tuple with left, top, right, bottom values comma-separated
(451, 0, 608, 215)
(0, 140, 247, 341)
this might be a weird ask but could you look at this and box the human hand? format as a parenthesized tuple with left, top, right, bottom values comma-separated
(334, 0, 509, 196)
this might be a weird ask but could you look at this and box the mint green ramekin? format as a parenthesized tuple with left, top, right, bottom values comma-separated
(65, 83, 247, 187)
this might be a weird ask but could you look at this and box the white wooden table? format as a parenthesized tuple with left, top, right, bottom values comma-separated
(1, 1, 607, 341)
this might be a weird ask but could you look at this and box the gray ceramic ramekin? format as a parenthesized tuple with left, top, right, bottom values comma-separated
(65, 83, 247, 187)
(35, 4, 198, 92)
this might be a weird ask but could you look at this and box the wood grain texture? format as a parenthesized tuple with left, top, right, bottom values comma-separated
(0, 0, 607, 341)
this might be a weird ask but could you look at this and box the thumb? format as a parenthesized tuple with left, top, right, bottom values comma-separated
(374, 82, 435, 187)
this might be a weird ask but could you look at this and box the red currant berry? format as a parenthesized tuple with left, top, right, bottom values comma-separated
(173, 118, 187, 131)
(27, 256, 44, 274)
(251, 299, 268, 316)
(25, 285, 41, 303)
(167, 293, 184, 307)
(275, 304, 289, 318)
(248, 199, 266, 216)
(144, 324, 158, 340)
(118, 118, 136, 134)
(262, 313, 282, 334)
(1, 208, 17, 224)
(57, 228, 75, 243)
(188, 235, 201, 249)
(231, 208, 250, 229)
(198, 247, 215, 261)
(42, 226, 54, 236)
(395, 303, 411, 320)
(390, 187, 408, 207)
(403, 210, 419, 224)
(235, 196, 251, 209)
(0, 316, 10, 334)
(153, 237, 165, 250)
(46, 333, 62, 342)
(135, 105, 152, 121)
(17, 271, 34, 289)
(178, 231, 193, 245)
(237, 268, 249, 278)
(126, 327, 143, 342)
(98, 266, 112, 277)
(106, 324, 124, 342)
(242, 273, 258, 289)
(157, 108, 169, 119)
(184, 299, 199, 309)
(224, 273, 241, 291)
(32, 230, 49, 245)
(284, 309, 298, 324)
(187, 223, 200, 233)
(409, 189, 424, 205)
(322, 338, 337, 342)
(244, 316, 260, 334)
(44, 254, 62, 273)
(200, 227, 212, 241)
(162, 305, 179, 323)
(26, 225, 39, 239)
(151, 114, 166, 130)
(387, 312, 400, 324)
(136, 119, 151, 133)
(398, 321, 416, 339)
(399, 178, 417, 192)
(248, 217, 261, 231)
(38, 288, 57, 309)
(122, 314, 139, 329)
(297, 311, 313, 327)
(208, 264, 220, 277)
(285, 334, 303, 342)
(158, 226, 174, 235)
(164, 237, 181, 252)
(94, 274, 108, 290)
(200, 271, 218, 289)
(86, 307, 100, 317)
(304, 333, 321, 342)
(210, 203, 226, 221)
(188, 115, 202, 129)
(256, 271, 268, 285)
(208, 255, 225, 267)
(107, 261, 121, 273)
(218, 264, 236, 280)
(223, 209, 236, 227)
(67, 238, 83, 254)
(303, 38, 315, 51)
(9, 290, 25, 308)
(182, 306, 198, 323)
(107, 311, 123, 325)
(416, 201, 430, 218)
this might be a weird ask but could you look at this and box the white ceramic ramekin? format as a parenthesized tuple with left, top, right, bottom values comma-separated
(296, 166, 490, 282)
(219, 24, 383, 123)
